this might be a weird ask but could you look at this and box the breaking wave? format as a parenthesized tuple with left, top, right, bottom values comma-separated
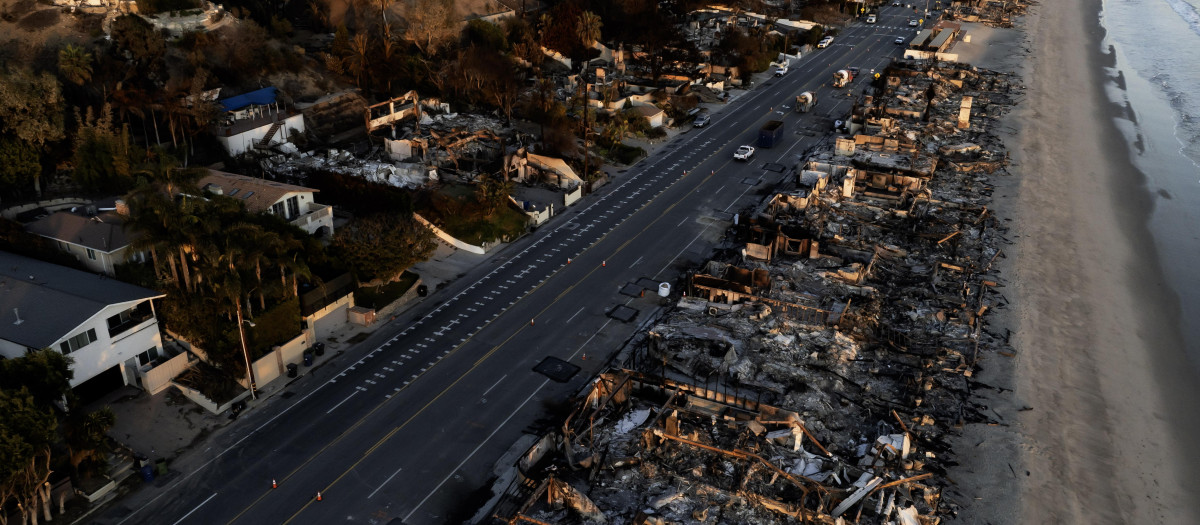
(1163, 0, 1200, 37)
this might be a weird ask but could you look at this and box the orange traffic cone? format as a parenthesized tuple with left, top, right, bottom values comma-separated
(316, 491, 323, 502)
(272, 479, 277, 489)
(530, 318, 535, 326)
(567, 258, 572, 264)
(602, 260, 606, 267)
(582, 353, 589, 361)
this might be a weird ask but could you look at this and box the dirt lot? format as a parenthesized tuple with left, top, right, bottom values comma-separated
(0, 0, 100, 66)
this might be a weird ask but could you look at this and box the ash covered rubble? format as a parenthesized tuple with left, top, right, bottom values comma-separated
(251, 91, 521, 189)
(485, 63, 1019, 525)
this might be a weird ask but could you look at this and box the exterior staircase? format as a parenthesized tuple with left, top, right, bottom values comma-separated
(257, 120, 284, 148)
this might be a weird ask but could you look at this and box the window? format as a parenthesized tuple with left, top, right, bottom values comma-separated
(107, 301, 153, 338)
(137, 347, 160, 366)
(271, 201, 286, 217)
(286, 196, 300, 219)
(86, 248, 96, 260)
(242, 191, 255, 199)
(59, 328, 97, 354)
(228, 188, 240, 196)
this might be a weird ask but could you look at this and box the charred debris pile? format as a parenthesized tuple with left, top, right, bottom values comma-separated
(487, 62, 1021, 525)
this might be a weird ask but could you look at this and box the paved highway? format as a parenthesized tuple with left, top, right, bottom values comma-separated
(95, 16, 916, 525)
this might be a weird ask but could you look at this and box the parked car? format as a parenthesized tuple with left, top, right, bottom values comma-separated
(909, 19, 919, 26)
(693, 113, 711, 127)
(774, 65, 789, 77)
(733, 145, 755, 160)
(817, 37, 834, 48)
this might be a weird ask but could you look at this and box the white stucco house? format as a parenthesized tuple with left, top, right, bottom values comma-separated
(0, 251, 165, 394)
(198, 170, 335, 237)
(213, 87, 305, 156)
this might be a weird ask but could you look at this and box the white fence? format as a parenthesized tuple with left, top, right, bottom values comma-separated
(142, 351, 193, 395)
(414, 213, 488, 254)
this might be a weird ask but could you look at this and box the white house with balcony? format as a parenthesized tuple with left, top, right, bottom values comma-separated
(198, 170, 335, 237)
(213, 87, 305, 156)
(0, 251, 166, 394)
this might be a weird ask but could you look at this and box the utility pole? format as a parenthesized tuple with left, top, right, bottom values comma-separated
(237, 303, 258, 400)
(580, 63, 590, 186)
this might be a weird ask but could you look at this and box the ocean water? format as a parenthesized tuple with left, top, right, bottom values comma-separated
(1100, 0, 1200, 367)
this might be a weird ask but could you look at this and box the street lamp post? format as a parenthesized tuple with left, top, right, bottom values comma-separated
(236, 305, 258, 400)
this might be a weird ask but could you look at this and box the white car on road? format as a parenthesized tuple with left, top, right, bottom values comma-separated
(734, 145, 755, 160)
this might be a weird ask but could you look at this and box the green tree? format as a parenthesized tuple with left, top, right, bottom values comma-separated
(72, 105, 136, 192)
(0, 69, 66, 148)
(332, 214, 435, 287)
(63, 406, 116, 483)
(0, 389, 57, 525)
(474, 174, 513, 217)
(465, 19, 509, 51)
(57, 44, 94, 86)
(0, 136, 41, 195)
(0, 349, 74, 410)
(111, 15, 166, 71)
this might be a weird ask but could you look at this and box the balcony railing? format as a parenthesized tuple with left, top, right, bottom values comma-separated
(290, 203, 332, 227)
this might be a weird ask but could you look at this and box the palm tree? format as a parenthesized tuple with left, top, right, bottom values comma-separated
(226, 222, 273, 312)
(576, 11, 602, 49)
(345, 33, 372, 88)
(378, 36, 400, 93)
(538, 13, 552, 45)
(58, 44, 93, 86)
(124, 189, 200, 290)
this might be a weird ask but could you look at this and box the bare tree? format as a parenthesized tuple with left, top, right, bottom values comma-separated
(403, 0, 456, 55)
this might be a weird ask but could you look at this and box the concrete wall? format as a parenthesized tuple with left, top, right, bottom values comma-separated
(249, 332, 311, 388)
(142, 350, 192, 395)
(172, 380, 251, 415)
(563, 186, 583, 207)
(413, 213, 487, 254)
(375, 278, 423, 321)
(541, 46, 572, 69)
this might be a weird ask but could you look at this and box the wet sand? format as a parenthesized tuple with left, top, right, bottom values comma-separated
(950, 0, 1200, 522)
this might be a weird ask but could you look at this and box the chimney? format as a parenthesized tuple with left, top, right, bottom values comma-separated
(115, 199, 130, 216)
(958, 96, 973, 129)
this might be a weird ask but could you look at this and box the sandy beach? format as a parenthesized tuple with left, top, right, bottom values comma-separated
(948, 0, 1200, 523)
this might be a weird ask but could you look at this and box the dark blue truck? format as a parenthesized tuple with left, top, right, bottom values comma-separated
(758, 120, 785, 148)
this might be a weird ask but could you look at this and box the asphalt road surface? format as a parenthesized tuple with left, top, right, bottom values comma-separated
(96, 18, 915, 525)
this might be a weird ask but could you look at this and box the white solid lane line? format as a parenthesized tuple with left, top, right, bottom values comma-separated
(325, 390, 359, 414)
(171, 493, 217, 525)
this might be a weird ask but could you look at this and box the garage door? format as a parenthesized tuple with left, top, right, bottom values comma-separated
(312, 303, 350, 342)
